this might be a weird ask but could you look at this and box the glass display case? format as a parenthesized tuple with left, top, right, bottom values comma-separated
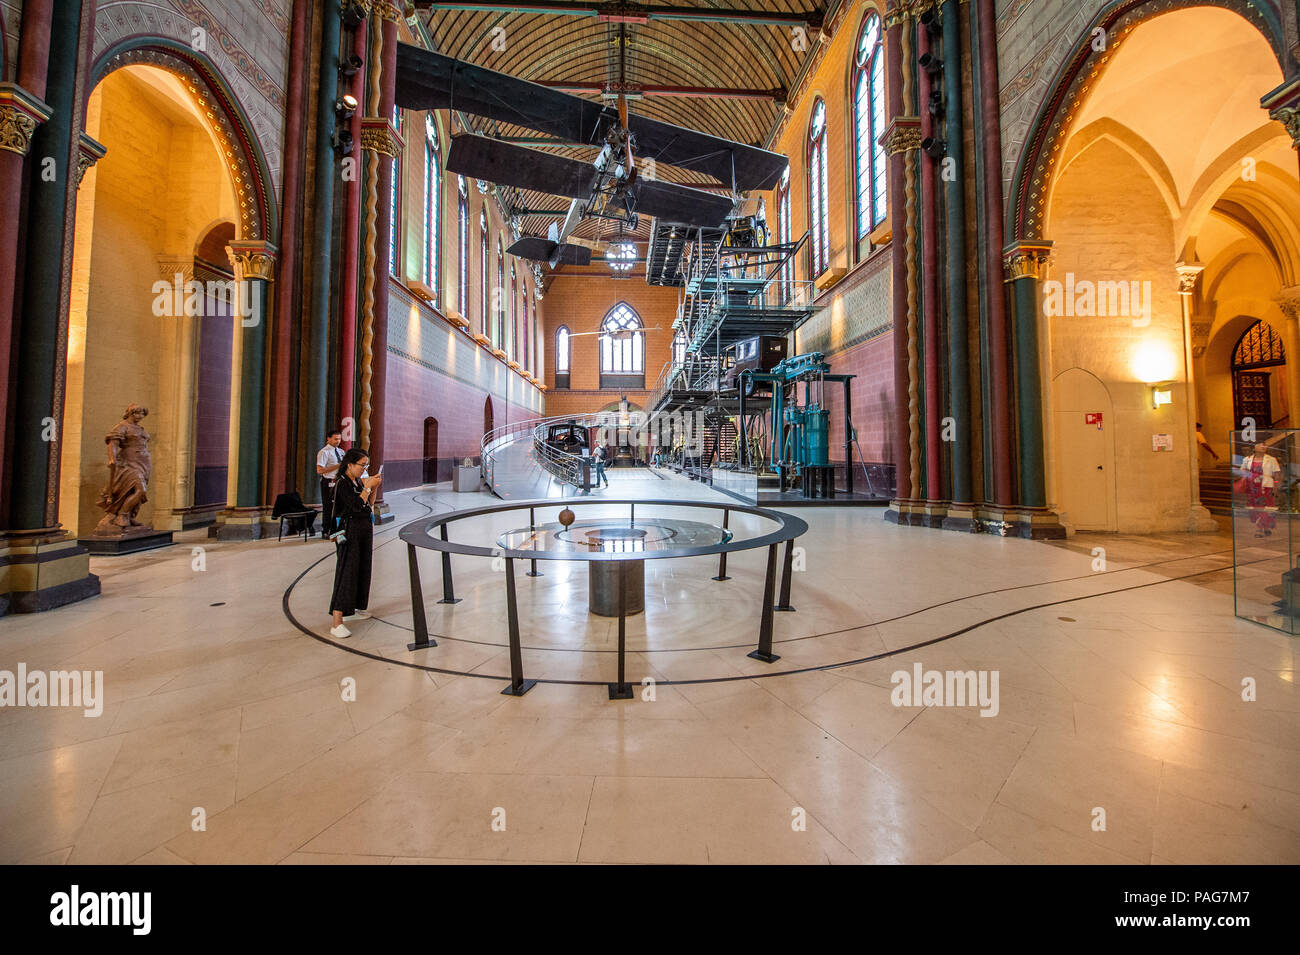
(1232, 428, 1300, 633)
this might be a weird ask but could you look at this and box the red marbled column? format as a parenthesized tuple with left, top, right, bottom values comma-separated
(883, 5, 912, 502)
(267, 0, 311, 497)
(976, 0, 1013, 506)
(919, 25, 942, 503)
(368, 4, 399, 498)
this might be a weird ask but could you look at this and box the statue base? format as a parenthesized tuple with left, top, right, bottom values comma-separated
(79, 524, 174, 556)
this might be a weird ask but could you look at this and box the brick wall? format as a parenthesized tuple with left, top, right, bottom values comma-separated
(539, 273, 680, 413)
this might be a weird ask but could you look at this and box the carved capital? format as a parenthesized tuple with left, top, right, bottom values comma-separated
(373, 0, 403, 22)
(361, 116, 403, 157)
(1262, 78, 1300, 150)
(1003, 240, 1053, 282)
(1278, 286, 1300, 322)
(1175, 262, 1204, 295)
(1270, 106, 1300, 150)
(881, 116, 921, 155)
(225, 241, 278, 282)
(0, 82, 53, 156)
(76, 132, 107, 189)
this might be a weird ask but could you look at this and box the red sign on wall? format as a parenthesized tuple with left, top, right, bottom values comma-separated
(1085, 412, 1103, 427)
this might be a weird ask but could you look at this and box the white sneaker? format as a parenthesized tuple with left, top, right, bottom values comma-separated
(345, 610, 371, 620)
(329, 624, 352, 639)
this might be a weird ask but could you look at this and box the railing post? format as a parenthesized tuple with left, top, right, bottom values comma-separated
(527, 506, 542, 576)
(713, 507, 731, 581)
(438, 524, 462, 604)
(748, 543, 781, 663)
(405, 543, 437, 651)
(500, 556, 536, 696)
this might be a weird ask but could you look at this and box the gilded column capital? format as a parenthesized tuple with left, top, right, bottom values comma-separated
(361, 116, 404, 157)
(225, 241, 278, 282)
(881, 116, 921, 155)
(1003, 240, 1053, 282)
(1262, 78, 1300, 150)
(373, 0, 403, 22)
(0, 82, 53, 156)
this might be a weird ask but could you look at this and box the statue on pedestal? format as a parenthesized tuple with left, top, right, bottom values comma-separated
(93, 403, 153, 536)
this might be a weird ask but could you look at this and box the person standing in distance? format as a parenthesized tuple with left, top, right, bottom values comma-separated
(329, 447, 382, 638)
(316, 429, 344, 537)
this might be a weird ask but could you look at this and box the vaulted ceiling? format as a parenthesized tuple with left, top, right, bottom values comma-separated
(414, 1, 826, 245)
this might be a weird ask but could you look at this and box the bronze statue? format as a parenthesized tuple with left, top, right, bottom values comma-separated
(93, 403, 153, 534)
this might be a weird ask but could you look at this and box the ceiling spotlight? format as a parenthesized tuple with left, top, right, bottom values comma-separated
(920, 9, 942, 36)
(340, 54, 363, 78)
(921, 136, 946, 159)
(335, 95, 358, 121)
(333, 128, 354, 156)
(919, 52, 943, 75)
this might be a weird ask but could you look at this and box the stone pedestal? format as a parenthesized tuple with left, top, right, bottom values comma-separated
(0, 532, 100, 615)
(79, 525, 174, 555)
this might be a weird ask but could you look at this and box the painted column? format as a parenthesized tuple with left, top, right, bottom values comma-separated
(157, 256, 200, 519)
(1003, 241, 1052, 509)
(0, 84, 52, 522)
(267, 0, 312, 500)
(9, 0, 87, 532)
(358, 0, 402, 520)
(973, 0, 1013, 506)
(337, 7, 369, 443)
(226, 241, 277, 510)
(882, 1, 918, 506)
(940, 0, 973, 516)
(918, 21, 942, 505)
(305, 0, 342, 500)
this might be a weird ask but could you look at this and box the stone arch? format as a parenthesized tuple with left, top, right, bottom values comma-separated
(91, 39, 278, 243)
(1007, 0, 1287, 243)
(1051, 117, 1180, 222)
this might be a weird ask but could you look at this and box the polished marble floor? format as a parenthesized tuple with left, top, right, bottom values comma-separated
(1, 470, 1297, 864)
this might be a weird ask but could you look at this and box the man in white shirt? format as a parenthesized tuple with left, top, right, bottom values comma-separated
(316, 429, 344, 536)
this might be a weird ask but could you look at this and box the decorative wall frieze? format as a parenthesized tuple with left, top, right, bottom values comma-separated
(1003, 240, 1053, 282)
(226, 241, 279, 282)
(881, 116, 922, 156)
(0, 83, 53, 157)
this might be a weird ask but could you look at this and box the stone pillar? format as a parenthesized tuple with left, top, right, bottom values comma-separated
(939, 0, 974, 529)
(0, 0, 102, 613)
(1178, 263, 1218, 531)
(156, 256, 200, 524)
(918, 20, 944, 513)
(337, 1, 370, 443)
(1004, 241, 1052, 509)
(0, 83, 53, 521)
(209, 241, 277, 539)
(972, 0, 1013, 506)
(358, 0, 402, 524)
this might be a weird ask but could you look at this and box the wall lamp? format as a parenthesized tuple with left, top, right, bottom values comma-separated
(919, 9, 942, 37)
(1151, 384, 1173, 409)
(341, 1, 367, 28)
(335, 94, 359, 120)
(332, 128, 354, 156)
(919, 52, 944, 75)
(339, 54, 363, 79)
(921, 136, 946, 159)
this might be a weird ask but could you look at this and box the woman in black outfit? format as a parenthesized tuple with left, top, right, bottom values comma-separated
(329, 447, 382, 639)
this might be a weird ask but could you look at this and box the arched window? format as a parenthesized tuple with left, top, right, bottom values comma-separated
(555, 324, 570, 388)
(495, 238, 504, 349)
(457, 176, 468, 317)
(599, 303, 644, 388)
(389, 107, 402, 276)
(479, 209, 488, 336)
(775, 165, 792, 299)
(807, 99, 830, 277)
(853, 13, 887, 246)
(423, 115, 441, 300)
(509, 262, 517, 358)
